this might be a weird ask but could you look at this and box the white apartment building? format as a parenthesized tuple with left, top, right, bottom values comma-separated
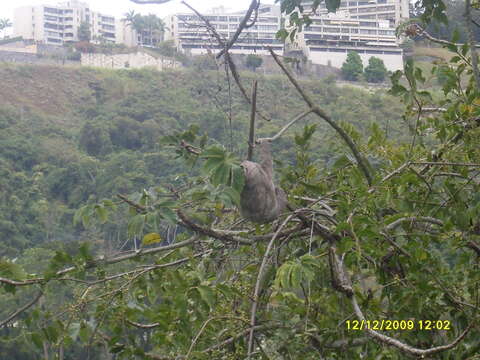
(291, 12, 403, 70)
(13, 0, 116, 45)
(165, 5, 283, 55)
(313, 0, 409, 27)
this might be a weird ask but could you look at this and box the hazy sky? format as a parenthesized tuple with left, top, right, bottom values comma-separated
(0, 0, 268, 20)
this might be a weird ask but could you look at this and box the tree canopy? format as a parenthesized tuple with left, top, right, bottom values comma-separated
(341, 51, 363, 81)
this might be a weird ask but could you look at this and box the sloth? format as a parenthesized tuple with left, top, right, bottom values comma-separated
(240, 140, 287, 223)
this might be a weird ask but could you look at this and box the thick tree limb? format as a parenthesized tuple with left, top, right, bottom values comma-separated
(267, 47, 373, 186)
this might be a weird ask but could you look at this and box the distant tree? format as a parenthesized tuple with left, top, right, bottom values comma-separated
(341, 51, 363, 81)
(78, 21, 91, 42)
(123, 11, 165, 46)
(246, 54, 263, 72)
(364, 56, 388, 83)
(0, 18, 12, 38)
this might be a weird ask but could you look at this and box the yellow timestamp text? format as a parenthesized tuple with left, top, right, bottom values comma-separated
(345, 320, 451, 331)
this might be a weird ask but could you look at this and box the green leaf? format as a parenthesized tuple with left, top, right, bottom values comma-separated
(143, 232, 162, 245)
(197, 285, 215, 309)
(31, 333, 44, 349)
(128, 214, 145, 238)
(96, 205, 108, 224)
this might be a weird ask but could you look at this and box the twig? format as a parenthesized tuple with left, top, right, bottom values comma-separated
(126, 319, 160, 329)
(181, 1, 270, 121)
(267, 47, 373, 186)
(247, 215, 294, 357)
(177, 210, 253, 245)
(0, 290, 43, 327)
(185, 316, 249, 359)
(257, 110, 313, 143)
(384, 216, 443, 232)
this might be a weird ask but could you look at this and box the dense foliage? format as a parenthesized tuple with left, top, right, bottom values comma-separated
(1, 0, 480, 358)
(364, 57, 388, 83)
(341, 51, 364, 81)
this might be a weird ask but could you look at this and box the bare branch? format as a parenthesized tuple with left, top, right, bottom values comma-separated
(413, 23, 480, 48)
(126, 319, 160, 329)
(0, 290, 43, 327)
(216, 0, 260, 59)
(248, 80, 258, 161)
(257, 110, 313, 142)
(384, 216, 443, 232)
(177, 210, 253, 245)
(267, 47, 373, 186)
(181, 1, 271, 121)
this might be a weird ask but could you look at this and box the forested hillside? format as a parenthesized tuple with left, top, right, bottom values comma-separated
(0, 64, 404, 257)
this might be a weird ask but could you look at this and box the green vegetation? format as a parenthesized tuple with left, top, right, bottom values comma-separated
(122, 11, 165, 47)
(77, 21, 91, 42)
(341, 51, 363, 81)
(246, 54, 263, 72)
(364, 56, 388, 83)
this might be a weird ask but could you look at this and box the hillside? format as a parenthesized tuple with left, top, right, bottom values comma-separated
(0, 63, 405, 257)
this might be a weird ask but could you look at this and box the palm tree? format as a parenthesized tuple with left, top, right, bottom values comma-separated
(0, 18, 12, 38)
(143, 14, 165, 46)
(123, 10, 143, 46)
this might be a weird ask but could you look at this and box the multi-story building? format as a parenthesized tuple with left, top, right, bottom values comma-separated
(313, 0, 409, 27)
(165, 5, 283, 55)
(13, 0, 116, 45)
(290, 11, 403, 70)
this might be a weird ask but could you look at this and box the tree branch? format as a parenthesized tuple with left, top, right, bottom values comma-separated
(177, 210, 253, 245)
(248, 215, 294, 357)
(181, 1, 271, 121)
(257, 110, 313, 143)
(0, 290, 43, 327)
(216, 0, 260, 59)
(267, 47, 373, 186)
(248, 80, 257, 161)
